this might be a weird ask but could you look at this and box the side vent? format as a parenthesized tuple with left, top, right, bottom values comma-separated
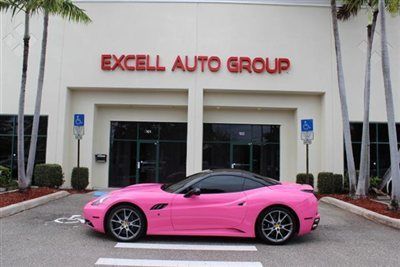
(150, 203, 168, 210)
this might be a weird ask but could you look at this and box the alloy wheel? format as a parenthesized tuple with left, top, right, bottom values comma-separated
(109, 208, 142, 241)
(261, 209, 294, 243)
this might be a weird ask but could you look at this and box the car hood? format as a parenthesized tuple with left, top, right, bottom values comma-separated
(108, 183, 163, 195)
(269, 182, 313, 192)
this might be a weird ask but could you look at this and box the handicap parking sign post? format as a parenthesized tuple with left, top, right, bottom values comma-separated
(73, 114, 85, 170)
(300, 119, 314, 182)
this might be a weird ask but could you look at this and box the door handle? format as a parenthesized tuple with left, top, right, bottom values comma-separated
(238, 202, 246, 206)
(137, 161, 141, 169)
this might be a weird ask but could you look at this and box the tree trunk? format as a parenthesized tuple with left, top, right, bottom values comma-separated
(26, 12, 49, 185)
(330, 0, 357, 194)
(356, 10, 378, 197)
(379, 148, 400, 191)
(379, 0, 400, 206)
(17, 11, 30, 190)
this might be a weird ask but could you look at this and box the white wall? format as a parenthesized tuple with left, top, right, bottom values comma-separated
(1, 2, 399, 187)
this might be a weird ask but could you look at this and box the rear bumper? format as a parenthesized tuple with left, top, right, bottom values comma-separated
(312, 216, 320, 230)
(298, 213, 320, 236)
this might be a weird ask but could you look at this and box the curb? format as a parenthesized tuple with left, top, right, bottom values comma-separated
(320, 197, 400, 230)
(0, 191, 70, 219)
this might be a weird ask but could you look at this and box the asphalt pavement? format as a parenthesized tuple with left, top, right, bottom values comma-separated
(1, 193, 399, 267)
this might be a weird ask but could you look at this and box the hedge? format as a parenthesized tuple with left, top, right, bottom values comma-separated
(370, 176, 382, 188)
(332, 174, 343, 193)
(0, 165, 17, 189)
(343, 172, 349, 193)
(317, 172, 343, 194)
(71, 167, 89, 190)
(34, 164, 64, 188)
(296, 173, 314, 187)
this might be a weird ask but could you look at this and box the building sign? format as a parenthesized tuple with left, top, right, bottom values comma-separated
(101, 54, 291, 74)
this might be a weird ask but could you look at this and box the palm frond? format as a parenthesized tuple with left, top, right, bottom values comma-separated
(337, 0, 365, 20)
(0, 0, 27, 15)
(57, 0, 91, 24)
(0, 0, 12, 11)
(385, 0, 400, 14)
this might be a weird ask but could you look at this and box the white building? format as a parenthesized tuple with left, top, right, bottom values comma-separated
(1, 0, 399, 188)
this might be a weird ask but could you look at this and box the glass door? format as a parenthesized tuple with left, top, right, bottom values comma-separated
(109, 141, 137, 187)
(230, 143, 251, 171)
(109, 121, 187, 187)
(137, 141, 159, 183)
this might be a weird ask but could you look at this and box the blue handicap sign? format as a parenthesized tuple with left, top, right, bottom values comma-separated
(301, 119, 313, 132)
(74, 114, 85, 127)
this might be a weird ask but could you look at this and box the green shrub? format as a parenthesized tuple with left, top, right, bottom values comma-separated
(318, 172, 343, 194)
(370, 176, 382, 188)
(332, 174, 343, 193)
(0, 165, 13, 188)
(343, 172, 349, 193)
(34, 164, 64, 188)
(296, 173, 314, 187)
(7, 179, 18, 190)
(71, 167, 89, 190)
(318, 172, 333, 194)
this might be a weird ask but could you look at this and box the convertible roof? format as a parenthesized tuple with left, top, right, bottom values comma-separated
(203, 168, 258, 178)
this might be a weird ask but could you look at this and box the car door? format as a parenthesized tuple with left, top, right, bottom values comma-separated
(171, 175, 247, 230)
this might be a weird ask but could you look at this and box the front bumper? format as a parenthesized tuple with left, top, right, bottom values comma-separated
(83, 202, 106, 233)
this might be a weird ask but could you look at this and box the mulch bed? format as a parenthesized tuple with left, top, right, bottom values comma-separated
(319, 194, 400, 219)
(0, 188, 93, 208)
(0, 187, 59, 208)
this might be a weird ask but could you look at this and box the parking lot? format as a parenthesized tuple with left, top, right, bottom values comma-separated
(1, 193, 400, 267)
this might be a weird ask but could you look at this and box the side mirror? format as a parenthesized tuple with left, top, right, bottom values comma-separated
(184, 187, 201, 198)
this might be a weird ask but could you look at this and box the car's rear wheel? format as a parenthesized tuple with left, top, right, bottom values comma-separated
(256, 207, 297, 245)
(107, 205, 146, 242)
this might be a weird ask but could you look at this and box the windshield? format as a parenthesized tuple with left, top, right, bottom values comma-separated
(162, 171, 208, 193)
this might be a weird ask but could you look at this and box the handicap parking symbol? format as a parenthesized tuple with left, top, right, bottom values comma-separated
(74, 114, 85, 127)
(301, 119, 313, 132)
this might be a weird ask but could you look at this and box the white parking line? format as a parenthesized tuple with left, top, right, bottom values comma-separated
(115, 242, 258, 251)
(95, 258, 263, 266)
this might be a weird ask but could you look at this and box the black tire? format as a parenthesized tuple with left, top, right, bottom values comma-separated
(106, 205, 146, 242)
(256, 206, 297, 245)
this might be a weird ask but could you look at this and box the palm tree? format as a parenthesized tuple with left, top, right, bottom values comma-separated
(378, 0, 400, 208)
(331, 0, 357, 195)
(25, 0, 91, 186)
(1, 0, 33, 190)
(338, 1, 378, 197)
(338, 1, 400, 198)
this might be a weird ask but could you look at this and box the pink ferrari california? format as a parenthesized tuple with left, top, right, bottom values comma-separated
(83, 169, 319, 245)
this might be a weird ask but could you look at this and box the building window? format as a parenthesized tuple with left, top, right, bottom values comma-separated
(346, 122, 400, 178)
(0, 115, 48, 178)
(203, 123, 280, 180)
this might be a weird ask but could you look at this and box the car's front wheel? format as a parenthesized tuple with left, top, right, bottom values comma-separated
(107, 205, 146, 242)
(256, 207, 297, 245)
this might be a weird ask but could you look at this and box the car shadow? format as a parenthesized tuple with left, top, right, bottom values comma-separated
(82, 225, 321, 246)
(141, 235, 256, 244)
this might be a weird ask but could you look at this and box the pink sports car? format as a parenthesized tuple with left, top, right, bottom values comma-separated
(83, 169, 320, 245)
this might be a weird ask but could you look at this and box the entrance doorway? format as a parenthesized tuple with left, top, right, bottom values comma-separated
(231, 143, 251, 171)
(109, 121, 187, 187)
(203, 123, 280, 180)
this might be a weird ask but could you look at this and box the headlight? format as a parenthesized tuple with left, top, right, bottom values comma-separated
(91, 195, 109, 206)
